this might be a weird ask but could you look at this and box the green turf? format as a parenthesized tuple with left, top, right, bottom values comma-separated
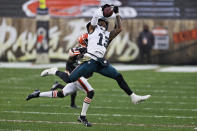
(0, 68, 197, 131)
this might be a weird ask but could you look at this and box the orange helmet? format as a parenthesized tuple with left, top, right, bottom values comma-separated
(78, 33, 88, 47)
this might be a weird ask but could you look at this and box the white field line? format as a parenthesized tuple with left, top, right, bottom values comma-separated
(2, 111, 197, 119)
(0, 129, 27, 131)
(157, 66, 197, 72)
(0, 119, 196, 128)
(0, 62, 159, 70)
(1, 62, 197, 72)
(1, 104, 197, 112)
(0, 75, 38, 83)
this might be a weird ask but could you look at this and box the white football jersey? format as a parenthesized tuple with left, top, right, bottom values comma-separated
(86, 25, 110, 59)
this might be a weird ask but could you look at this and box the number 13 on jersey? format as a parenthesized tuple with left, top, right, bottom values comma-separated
(97, 33, 109, 48)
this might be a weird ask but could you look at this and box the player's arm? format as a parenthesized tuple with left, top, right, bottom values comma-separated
(87, 5, 110, 33)
(87, 8, 102, 33)
(65, 49, 78, 73)
(109, 6, 122, 42)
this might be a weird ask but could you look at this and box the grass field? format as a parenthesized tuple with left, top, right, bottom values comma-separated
(0, 68, 197, 131)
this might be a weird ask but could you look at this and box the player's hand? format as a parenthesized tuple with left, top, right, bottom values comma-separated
(113, 6, 119, 14)
(102, 4, 111, 11)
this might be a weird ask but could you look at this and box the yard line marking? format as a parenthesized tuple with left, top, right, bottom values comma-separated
(0, 129, 25, 131)
(0, 75, 38, 83)
(2, 111, 196, 119)
(0, 119, 196, 128)
(143, 108, 197, 112)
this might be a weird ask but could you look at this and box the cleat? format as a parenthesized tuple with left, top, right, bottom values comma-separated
(131, 93, 151, 104)
(40, 67, 57, 77)
(70, 104, 78, 109)
(26, 90, 40, 101)
(77, 115, 92, 127)
(50, 81, 60, 90)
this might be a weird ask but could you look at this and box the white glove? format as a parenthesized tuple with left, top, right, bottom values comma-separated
(91, 7, 103, 26)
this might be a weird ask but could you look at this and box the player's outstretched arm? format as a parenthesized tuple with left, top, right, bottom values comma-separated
(109, 6, 122, 42)
(87, 8, 102, 33)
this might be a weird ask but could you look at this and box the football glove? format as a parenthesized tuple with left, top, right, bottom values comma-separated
(113, 6, 119, 14)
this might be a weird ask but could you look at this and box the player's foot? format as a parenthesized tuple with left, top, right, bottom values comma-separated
(40, 67, 57, 77)
(26, 90, 40, 101)
(77, 115, 92, 127)
(50, 81, 60, 90)
(70, 104, 78, 108)
(131, 93, 151, 104)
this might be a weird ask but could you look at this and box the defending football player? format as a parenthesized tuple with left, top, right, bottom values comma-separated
(40, 5, 151, 127)
(27, 33, 94, 127)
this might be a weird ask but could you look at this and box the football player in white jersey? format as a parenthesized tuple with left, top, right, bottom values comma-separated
(26, 34, 94, 127)
(40, 5, 151, 127)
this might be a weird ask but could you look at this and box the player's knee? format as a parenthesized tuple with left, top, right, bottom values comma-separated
(87, 90, 94, 99)
(57, 91, 64, 98)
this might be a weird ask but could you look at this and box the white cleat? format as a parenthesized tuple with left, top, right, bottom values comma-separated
(131, 93, 151, 104)
(40, 67, 58, 77)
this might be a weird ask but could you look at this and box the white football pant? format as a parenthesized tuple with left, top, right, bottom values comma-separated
(62, 77, 94, 96)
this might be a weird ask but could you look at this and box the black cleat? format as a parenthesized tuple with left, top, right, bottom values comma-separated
(77, 115, 92, 127)
(50, 81, 60, 90)
(26, 90, 40, 101)
(70, 104, 78, 109)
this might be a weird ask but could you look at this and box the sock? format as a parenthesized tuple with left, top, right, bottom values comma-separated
(39, 91, 58, 98)
(55, 71, 70, 83)
(116, 74, 133, 95)
(70, 92, 77, 106)
(81, 97, 91, 116)
(39, 91, 53, 98)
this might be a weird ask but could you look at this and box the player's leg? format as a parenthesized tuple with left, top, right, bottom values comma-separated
(70, 92, 77, 108)
(40, 60, 97, 83)
(26, 89, 65, 100)
(26, 82, 78, 101)
(97, 64, 133, 95)
(68, 60, 98, 83)
(51, 81, 64, 90)
(76, 77, 94, 127)
(97, 64, 151, 104)
(50, 81, 79, 108)
(40, 67, 70, 83)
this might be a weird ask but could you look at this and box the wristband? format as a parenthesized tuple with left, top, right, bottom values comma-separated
(116, 13, 120, 16)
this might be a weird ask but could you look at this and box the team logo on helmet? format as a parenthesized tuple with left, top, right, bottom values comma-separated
(78, 33, 88, 47)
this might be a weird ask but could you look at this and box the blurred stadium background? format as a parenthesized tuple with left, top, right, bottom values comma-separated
(0, 0, 197, 131)
(0, 0, 197, 64)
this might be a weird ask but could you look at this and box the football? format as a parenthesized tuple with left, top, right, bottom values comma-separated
(103, 6, 113, 17)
